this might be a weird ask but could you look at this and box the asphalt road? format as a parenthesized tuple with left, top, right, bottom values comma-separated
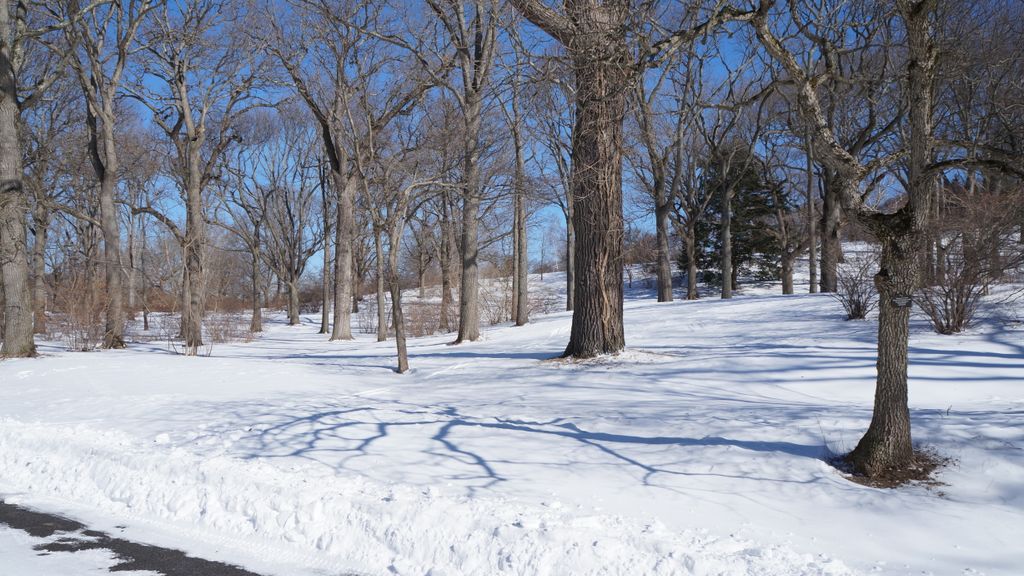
(0, 500, 266, 576)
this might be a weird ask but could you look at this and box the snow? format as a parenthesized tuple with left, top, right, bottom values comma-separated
(1, 269, 1022, 575)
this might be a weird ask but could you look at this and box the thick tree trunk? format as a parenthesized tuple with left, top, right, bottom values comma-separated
(374, 226, 387, 342)
(720, 187, 733, 299)
(182, 177, 205, 354)
(655, 191, 673, 302)
(457, 191, 481, 342)
(848, 222, 917, 475)
(562, 39, 628, 358)
(99, 174, 125, 349)
(849, 2, 935, 477)
(287, 280, 300, 325)
(0, 7, 35, 357)
(330, 173, 356, 341)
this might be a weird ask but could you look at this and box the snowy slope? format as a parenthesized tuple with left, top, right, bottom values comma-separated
(0, 271, 1022, 575)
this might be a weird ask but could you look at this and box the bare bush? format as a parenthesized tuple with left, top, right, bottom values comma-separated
(357, 300, 381, 335)
(480, 278, 512, 325)
(205, 312, 253, 344)
(916, 190, 1024, 334)
(404, 301, 440, 337)
(50, 272, 107, 351)
(832, 248, 880, 320)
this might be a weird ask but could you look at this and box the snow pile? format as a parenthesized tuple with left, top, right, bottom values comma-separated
(0, 419, 854, 575)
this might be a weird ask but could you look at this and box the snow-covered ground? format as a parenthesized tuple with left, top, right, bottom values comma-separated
(1, 269, 1022, 575)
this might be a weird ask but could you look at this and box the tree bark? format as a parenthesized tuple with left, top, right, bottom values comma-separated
(805, 129, 818, 294)
(655, 191, 673, 302)
(514, 127, 529, 326)
(848, 217, 917, 475)
(330, 173, 356, 340)
(781, 253, 795, 295)
(287, 280, 300, 325)
(31, 204, 49, 333)
(456, 91, 483, 343)
(0, 1, 35, 357)
(819, 171, 843, 292)
(720, 186, 733, 299)
(374, 225, 387, 342)
(561, 27, 629, 358)
(685, 226, 698, 300)
(564, 198, 575, 311)
(439, 189, 455, 331)
(182, 176, 205, 354)
(320, 182, 331, 334)
(388, 229, 408, 373)
(249, 240, 262, 333)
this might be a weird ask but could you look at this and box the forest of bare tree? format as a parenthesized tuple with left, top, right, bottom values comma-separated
(2, 0, 1023, 488)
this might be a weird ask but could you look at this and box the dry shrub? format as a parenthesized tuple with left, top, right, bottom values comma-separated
(404, 301, 439, 337)
(357, 299, 382, 334)
(205, 311, 253, 344)
(832, 248, 880, 320)
(480, 278, 512, 325)
(916, 189, 1024, 334)
(50, 271, 108, 351)
(528, 288, 561, 316)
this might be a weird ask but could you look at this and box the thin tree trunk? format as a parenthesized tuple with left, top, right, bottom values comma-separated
(374, 225, 387, 342)
(806, 129, 818, 294)
(388, 229, 408, 373)
(685, 226, 698, 300)
(514, 136, 529, 326)
(721, 187, 733, 299)
(250, 241, 262, 333)
(439, 190, 454, 331)
(655, 193, 673, 302)
(320, 220, 330, 334)
(31, 204, 49, 334)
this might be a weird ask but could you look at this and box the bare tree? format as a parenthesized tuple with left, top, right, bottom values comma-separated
(129, 0, 264, 354)
(510, 0, 753, 357)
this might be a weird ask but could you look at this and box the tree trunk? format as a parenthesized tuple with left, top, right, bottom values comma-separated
(820, 172, 843, 292)
(287, 280, 300, 325)
(330, 173, 356, 341)
(439, 190, 454, 331)
(721, 187, 733, 299)
(781, 253, 795, 295)
(249, 242, 262, 333)
(655, 189, 673, 302)
(564, 200, 575, 311)
(389, 230, 408, 373)
(562, 37, 628, 358)
(319, 221, 330, 334)
(99, 172, 125, 349)
(514, 141, 529, 326)
(31, 204, 49, 334)
(848, 223, 917, 475)
(375, 225, 387, 342)
(0, 3, 36, 357)
(457, 190, 481, 342)
(805, 130, 818, 294)
(182, 176, 205, 354)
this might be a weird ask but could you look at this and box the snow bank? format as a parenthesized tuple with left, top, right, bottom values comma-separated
(0, 419, 855, 576)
